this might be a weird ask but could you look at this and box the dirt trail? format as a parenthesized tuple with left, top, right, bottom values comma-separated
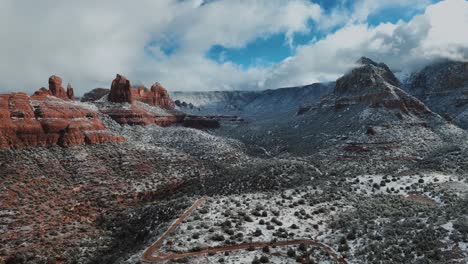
(142, 196, 347, 264)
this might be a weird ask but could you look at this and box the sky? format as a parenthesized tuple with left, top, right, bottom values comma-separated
(0, 0, 467, 95)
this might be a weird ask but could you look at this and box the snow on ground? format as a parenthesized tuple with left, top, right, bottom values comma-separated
(347, 172, 466, 197)
(157, 187, 347, 263)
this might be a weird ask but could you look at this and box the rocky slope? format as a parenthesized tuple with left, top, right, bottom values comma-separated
(171, 82, 332, 120)
(216, 58, 466, 162)
(404, 60, 468, 128)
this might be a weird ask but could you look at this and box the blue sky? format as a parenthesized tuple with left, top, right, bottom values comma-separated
(206, 0, 442, 69)
(0, 0, 466, 94)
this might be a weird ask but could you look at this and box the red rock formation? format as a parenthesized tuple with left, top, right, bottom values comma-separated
(66, 83, 75, 100)
(0, 93, 124, 149)
(32, 87, 51, 98)
(106, 74, 175, 109)
(132, 83, 175, 109)
(48, 75, 70, 101)
(108, 74, 133, 103)
(100, 104, 183, 127)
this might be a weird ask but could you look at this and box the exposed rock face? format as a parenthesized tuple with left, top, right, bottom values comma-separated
(81, 88, 110, 102)
(0, 93, 124, 149)
(336, 57, 400, 94)
(33, 76, 75, 101)
(404, 60, 468, 128)
(66, 83, 75, 100)
(99, 104, 183, 127)
(149, 83, 175, 109)
(48, 75, 69, 101)
(95, 74, 184, 127)
(107, 75, 175, 109)
(33, 87, 52, 98)
(332, 57, 430, 116)
(407, 60, 468, 94)
(131, 83, 175, 109)
(108, 74, 133, 103)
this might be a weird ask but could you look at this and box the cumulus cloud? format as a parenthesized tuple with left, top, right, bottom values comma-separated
(261, 0, 468, 88)
(0, 0, 467, 94)
(0, 0, 321, 94)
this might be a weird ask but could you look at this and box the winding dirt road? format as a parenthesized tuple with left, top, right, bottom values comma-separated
(142, 196, 347, 264)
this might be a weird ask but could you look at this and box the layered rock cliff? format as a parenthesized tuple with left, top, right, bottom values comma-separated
(0, 92, 124, 149)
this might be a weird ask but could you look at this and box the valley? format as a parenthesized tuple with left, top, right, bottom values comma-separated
(1, 58, 467, 264)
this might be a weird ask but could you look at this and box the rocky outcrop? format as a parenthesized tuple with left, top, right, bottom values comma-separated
(99, 104, 183, 127)
(331, 57, 430, 116)
(148, 83, 175, 109)
(335, 57, 400, 94)
(404, 60, 468, 128)
(66, 83, 75, 100)
(81, 88, 110, 102)
(87, 74, 222, 129)
(0, 93, 124, 149)
(107, 75, 175, 110)
(108, 74, 133, 103)
(33, 87, 52, 98)
(32, 76, 75, 101)
(132, 83, 175, 109)
(48, 75, 70, 101)
(96, 74, 186, 127)
(407, 60, 468, 94)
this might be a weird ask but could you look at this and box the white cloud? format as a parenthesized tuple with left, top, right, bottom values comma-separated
(261, 0, 468, 88)
(0, 0, 466, 95)
(0, 0, 321, 94)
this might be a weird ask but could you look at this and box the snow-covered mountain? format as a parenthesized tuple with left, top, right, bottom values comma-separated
(403, 60, 468, 128)
(172, 82, 333, 120)
(214, 58, 466, 161)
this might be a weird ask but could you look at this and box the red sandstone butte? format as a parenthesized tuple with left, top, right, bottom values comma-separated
(133, 83, 175, 109)
(0, 92, 124, 149)
(108, 74, 133, 103)
(66, 83, 75, 100)
(48, 75, 70, 101)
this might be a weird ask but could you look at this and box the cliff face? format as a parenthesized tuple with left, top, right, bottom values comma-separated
(0, 92, 124, 149)
(132, 83, 176, 109)
(404, 60, 468, 128)
(107, 75, 175, 109)
(331, 57, 431, 116)
(99, 74, 183, 126)
(108, 74, 133, 103)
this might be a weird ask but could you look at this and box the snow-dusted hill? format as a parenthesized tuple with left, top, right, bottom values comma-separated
(213, 58, 468, 162)
(403, 60, 468, 128)
(172, 82, 333, 120)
